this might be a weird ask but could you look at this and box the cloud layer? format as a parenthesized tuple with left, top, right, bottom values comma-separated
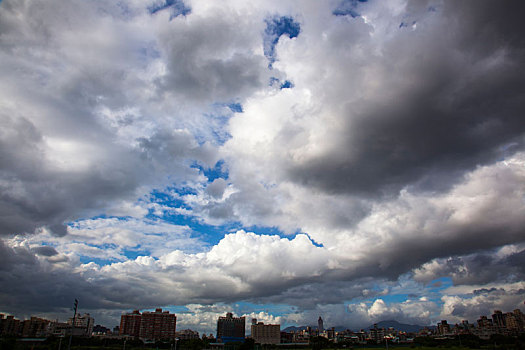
(1, 0, 525, 332)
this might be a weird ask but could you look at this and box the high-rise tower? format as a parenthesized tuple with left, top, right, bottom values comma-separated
(216, 312, 245, 343)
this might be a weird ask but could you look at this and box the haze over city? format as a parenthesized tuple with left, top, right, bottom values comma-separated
(1, 0, 525, 335)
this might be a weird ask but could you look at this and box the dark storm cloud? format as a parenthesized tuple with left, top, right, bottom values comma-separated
(32, 246, 59, 257)
(0, 240, 191, 316)
(0, 240, 101, 314)
(415, 248, 525, 286)
(252, 279, 378, 309)
(288, 0, 525, 196)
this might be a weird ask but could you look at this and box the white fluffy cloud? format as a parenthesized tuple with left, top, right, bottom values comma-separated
(348, 298, 440, 326)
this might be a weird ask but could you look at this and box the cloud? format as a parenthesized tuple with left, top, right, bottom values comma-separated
(0, 0, 221, 237)
(0, 230, 333, 317)
(154, 5, 270, 104)
(440, 282, 525, 323)
(2, 0, 525, 333)
(348, 298, 440, 327)
(413, 244, 525, 286)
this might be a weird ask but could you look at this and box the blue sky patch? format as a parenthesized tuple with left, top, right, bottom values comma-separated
(123, 248, 152, 260)
(235, 301, 296, 318)
(148, 0, 190, 19)
(227, 103, 243, 113)
(201, 106, 236, 145)
(148, 188, 193, 210)
(192, 160, 229, 182)
(280, 80, 294, 89)
(161, 305, 191, 314)
(270, 77, 294, 89)
(333, 0, 367, 18)
(427, 277, 453, 292)
(79, 256, 118, 266)
(264, 16, 301, 65)
(245, 225, 285, 237)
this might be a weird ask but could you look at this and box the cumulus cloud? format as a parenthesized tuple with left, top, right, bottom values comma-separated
(0, 230, 334, 319)
(440, 282, 525, 323)
(1, 0, 525, 332)
(348, 298, 440, 327)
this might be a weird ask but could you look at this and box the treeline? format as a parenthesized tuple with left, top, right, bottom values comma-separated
(414, 333, 525, 349)
(0, 336, 212, 350)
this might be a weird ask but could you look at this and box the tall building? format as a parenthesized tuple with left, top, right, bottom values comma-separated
(0, 315, 21, 336)
(216, 312, 245, 343)
(318, 316, 324, 332)
(512, 309, 525, 331)
(139, 308, 176, 341)
(369, 324, 385, 343)
(251, 319, 280, 345)
(21, 317, 52, 337)
(68, 313, 94, 336)
(120, 310, 142, 337)
(505, 312, 520, 333)
(492, 310, 506, 329)
(475, 315, 495, 340)
(437, 320, 451, 335)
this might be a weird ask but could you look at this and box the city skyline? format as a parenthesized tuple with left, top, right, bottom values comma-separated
(1, 0, 525, 337)
(3, 305, 525, 339)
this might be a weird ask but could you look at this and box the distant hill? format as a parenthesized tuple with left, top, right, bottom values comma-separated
(282, 326, 308, 332)
(365, 320, 434, 333)
(283, 320, 433, 334)
(283, 325, 354, 332)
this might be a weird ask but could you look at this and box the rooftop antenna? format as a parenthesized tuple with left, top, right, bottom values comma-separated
(67, 299, 78, 350)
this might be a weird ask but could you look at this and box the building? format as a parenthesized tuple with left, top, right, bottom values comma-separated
(280, 331, 293, 343)
(318, 316, 324, 332)
(512, 309, 525, 331)
(216, 312, 245, 343)
(68, 313, 94, 336)
(120, 310, 142, 337)
(456, 320, 473, 335)
(251, 319, 280, 344)
(475, 316, 495, 340)
(0, 315, 21, 336)
(369, 324, 385, 343)
(92, 324, 111, 335)
(292, 330, 310, 343)
(21, 317, 52, 338)
(139, 308, 177, 341)
(437, 320, 451, 335)
(176, 329, 200, 340)
(492, 310, 506, 329)
(325, 327, 335, 340)
(505, 311, 521, 334)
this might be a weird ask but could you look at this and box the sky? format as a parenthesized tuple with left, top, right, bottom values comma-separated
(1, 0, 525, 334)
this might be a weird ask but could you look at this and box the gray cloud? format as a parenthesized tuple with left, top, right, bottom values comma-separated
(288, 0, 525, 197)
(0, 0, 219, 237)
(414, 246, 525, 286)
(32, 246, 59, 257)
(2, 0, 525, 331)
(155, 10, 270, 104)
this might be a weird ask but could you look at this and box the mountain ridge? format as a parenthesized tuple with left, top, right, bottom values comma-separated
(282, 320, 434, 333)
